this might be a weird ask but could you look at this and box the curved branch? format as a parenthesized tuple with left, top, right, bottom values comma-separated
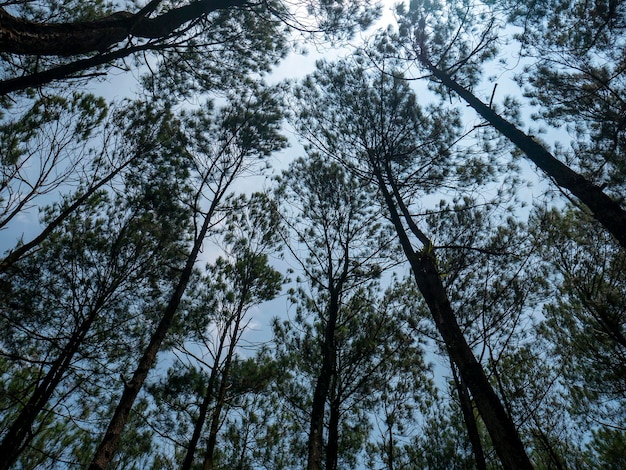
(0, 0, 246, 56)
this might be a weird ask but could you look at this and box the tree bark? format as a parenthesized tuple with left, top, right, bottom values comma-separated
(0, 0, 245, 56)
(372, 164, 533, 470)
(325, 394, 340, 470)
(423, 59, 626, 250)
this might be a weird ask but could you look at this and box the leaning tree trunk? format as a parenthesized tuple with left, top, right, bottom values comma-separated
(89, 197, 220, 470)
(452, 360, 488, 470)
(422, 58, 626, 250)
(0, 304, 103, 470)
(373, 164, 533, 470)
(0, 0, 245, 56)
(0, 0, 246, 94)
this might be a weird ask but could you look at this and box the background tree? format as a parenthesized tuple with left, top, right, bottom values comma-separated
(1, 95, 191, 272)
(88, 81, 286, 469)
(168, 192, 284, 470)
(386, 0, 626, 248)
(0, 92, 106, 235)
(535, 208, 626, 433)
(291, 56, 538, 468)
(272, 155, 403, 469)
(0, 122, 192, 468)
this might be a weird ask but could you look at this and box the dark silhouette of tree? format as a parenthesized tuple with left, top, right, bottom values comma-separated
(0, 132, 191, 467)
(273, 155, 396, 469)
(176, 193, 284, 470)
(88, 83, 286, 470)
(385, 0, 626, 249)
(291, 58, 534, 469)
(0, 0, 378, 95)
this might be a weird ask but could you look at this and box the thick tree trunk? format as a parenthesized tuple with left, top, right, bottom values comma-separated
(423, 60, 626, 250)
(307, 290, 340, 470)
(0, 0, 245, 56)
(88, 199, 218, 470)
(325, 395, 340, 470)
(373, 165, 533, 470)
(0, 0, 247, 94)
(409, 245, 532, 470)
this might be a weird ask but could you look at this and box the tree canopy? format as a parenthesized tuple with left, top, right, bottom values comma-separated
(1, 0, 625, 469)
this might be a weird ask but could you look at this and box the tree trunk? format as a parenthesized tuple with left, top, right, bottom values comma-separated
(423, 59, 626, 250)
(0, 0, 247, 95)
(0, 42, 152, 95)
(0, 303, 103, 469)
(88, 199, 218, 470)
(452, 361, 487, 470)
(202, 287, 249, 470)
(307, 290, 340, 470)
(386, 422, 394, 470)
(325, 394, 340, 470)
(372, 165, 533, 470)
(1, 158, 132, 273)
(180, 328, 228, 470)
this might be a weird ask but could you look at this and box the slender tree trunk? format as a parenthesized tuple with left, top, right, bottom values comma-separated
(386, 422, 394, 470)
(202, 286, 249, 469)
(180, 328, 228, 470)
(530, 418, 567, 470)
(1, 158, 132, 273)
(0, 302, 104, 469)
(372, 164, 533, 470)
(0, 42, 153, 95)
(307, 289, 340, 470)
(451, 361, 487, 470)
(422, 59, 626, 249)
(89, 200, 219, 470)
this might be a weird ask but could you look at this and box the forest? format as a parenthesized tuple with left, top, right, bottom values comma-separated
(0, 0, 625, 468)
